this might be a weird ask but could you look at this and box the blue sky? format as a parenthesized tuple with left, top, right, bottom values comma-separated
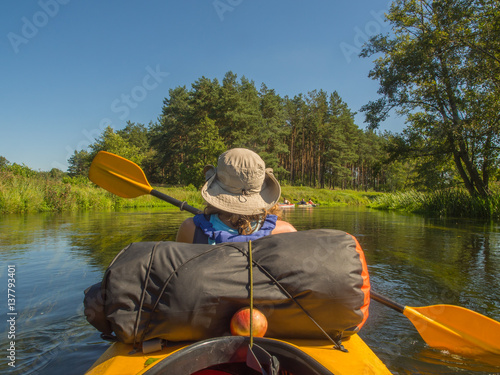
(1, 0, 400, 172)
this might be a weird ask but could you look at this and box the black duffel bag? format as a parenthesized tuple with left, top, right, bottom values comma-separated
(84, 229, 370, 345)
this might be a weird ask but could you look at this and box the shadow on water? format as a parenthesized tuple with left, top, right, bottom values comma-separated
(0, 207, 499, 374)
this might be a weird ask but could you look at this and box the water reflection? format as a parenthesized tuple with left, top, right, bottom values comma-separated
(0, 207, 499, 374)
(66, 209, 192, 268)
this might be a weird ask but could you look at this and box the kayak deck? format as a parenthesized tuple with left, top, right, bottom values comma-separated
(85, 335, 391, 375)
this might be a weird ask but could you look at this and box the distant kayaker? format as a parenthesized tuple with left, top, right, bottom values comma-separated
(298, 198, 307, 205)
(283, 198, 290, 204)
(176, 148, 296, 244)
(307, 199, 315, 205)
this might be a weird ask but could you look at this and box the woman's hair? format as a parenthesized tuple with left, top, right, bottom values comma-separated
(204, 204, 282, 235)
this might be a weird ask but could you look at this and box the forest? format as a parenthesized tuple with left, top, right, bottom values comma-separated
(65, 81, 410, 192)
(63, 72, 468, 194)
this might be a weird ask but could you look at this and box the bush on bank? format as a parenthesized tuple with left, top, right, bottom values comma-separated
(370, 188, 500, 220)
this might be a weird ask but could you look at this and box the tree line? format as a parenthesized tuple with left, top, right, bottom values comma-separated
(65, 68, 496, 193)
(65, 73, 407, 192)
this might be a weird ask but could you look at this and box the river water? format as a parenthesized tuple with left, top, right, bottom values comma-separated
(0, 206, 499, 374)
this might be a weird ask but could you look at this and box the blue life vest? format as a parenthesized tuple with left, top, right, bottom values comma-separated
(192, 214, 278, 244)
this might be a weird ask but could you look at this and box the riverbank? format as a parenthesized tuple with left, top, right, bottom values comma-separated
(0, 169, 380, 214)
(0, 169, 195, 213)
(1, 169, 498, 219)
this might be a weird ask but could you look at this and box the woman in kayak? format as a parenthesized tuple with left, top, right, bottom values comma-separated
(176, 148, 296, 244)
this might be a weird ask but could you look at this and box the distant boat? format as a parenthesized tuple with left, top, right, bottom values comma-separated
(278, 203, 295, 208)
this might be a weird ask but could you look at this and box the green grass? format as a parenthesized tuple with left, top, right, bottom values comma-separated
(280, 186, 383, 206)
(370, 188, 500, 219)
(0, 171, 113, 213)
(0, 169, 208, 213)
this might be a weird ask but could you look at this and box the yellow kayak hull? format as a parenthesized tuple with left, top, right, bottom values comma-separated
(85, 335, 391, 375)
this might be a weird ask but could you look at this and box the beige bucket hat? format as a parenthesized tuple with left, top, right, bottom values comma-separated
(201, 148, 281, 215)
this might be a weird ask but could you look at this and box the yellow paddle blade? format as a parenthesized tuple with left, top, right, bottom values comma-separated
(404, 304, 500, 358)
(89, 151, 152, 198)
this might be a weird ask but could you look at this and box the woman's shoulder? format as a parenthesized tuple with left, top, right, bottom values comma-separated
(272, 220, 297, 234)
(176, 217, 196, 243)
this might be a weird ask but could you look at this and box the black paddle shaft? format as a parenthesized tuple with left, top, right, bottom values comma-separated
(150, 189, 202, 216)
(370, 291, 405, 313)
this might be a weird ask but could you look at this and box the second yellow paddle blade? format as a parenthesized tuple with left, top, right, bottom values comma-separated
(404, 304, 500, 358)
(89, 151, 152, 198)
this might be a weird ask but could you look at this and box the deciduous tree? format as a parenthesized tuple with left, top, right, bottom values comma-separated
(362, 0, 500, 197)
